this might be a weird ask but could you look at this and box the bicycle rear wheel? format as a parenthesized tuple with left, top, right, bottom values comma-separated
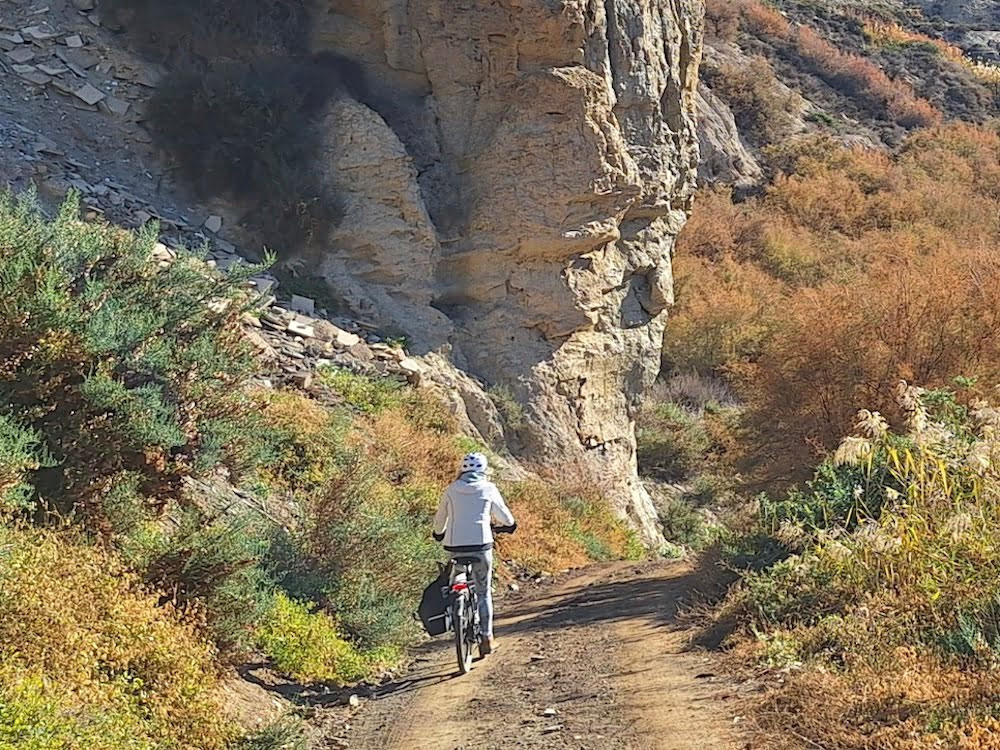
(453, 596, 473, 674)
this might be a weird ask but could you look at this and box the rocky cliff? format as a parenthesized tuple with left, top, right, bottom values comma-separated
(311, 0, 704, 544)
(0, 0, 703, 545)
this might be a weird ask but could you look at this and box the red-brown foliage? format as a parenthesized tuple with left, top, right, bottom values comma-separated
(704, 0, 743, 41)
(740, 0, 791, 38)
(732, 1, 942, 130)
(668, 124, 1000, 480)
(790, 25, 941, 128)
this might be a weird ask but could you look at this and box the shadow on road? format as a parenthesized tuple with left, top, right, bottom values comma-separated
(238, 554, 738, 707)
(499, 555, 734, 640)
(238, 637, 469, 707)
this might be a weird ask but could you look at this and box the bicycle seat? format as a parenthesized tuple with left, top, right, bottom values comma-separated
(452, 556, 481, 566)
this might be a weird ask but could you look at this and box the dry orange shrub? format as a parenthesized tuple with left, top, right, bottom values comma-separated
(740, 0, 791, 38)
(357, 404, 462, 492)
(747, 651, 1000, 750)
(768, 168, 870, 236)
(665, 254, 783, 374)
(672, 186, 759, 261)
(670, 123, 1000, 480)
(497, 476, 642, 574)
(745, 246, 1000, 477)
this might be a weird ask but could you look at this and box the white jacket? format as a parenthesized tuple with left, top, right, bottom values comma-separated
(433, 476, 515, 549)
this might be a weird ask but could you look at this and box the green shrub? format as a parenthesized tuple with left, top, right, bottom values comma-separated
(742, 553, 843, 626)
(938, 593, 1000, 665)
(0, 191, 270, 525)
(636, 401, 711, 481)
(681, 473, 728, 507)
(254, 388, 446, 647)
(128, 506, 278, 654)
(0, 668, 156, 750)
(255, 592, 371, 684)
(0, 416, 48, 514)
(236, 718, 308, 750)
(758, 460, 895, 537)
(318, 367, 406, 415)
(732, 382, 1000, 746)
(297, 474, 440, 647)
(656, 495, 713, 549)
(563, 493, 625, 561)
(488, 384, 527, 431)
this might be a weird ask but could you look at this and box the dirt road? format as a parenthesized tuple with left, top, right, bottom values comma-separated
(346, 561, 745, 750)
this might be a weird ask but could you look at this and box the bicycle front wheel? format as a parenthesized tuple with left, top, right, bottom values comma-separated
(453, 596, 473, 674)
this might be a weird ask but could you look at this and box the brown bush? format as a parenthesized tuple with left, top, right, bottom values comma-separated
(673, 186, 759, 261)
(742, 247, 1000, 477)
(668, 124, 1000, 482)
(705, 56, 799, 144)
(704, 0, 742, 41)
(748, 653, 1000, 750)
(664, 254, 783, 375)
(740, 0, 791, 38)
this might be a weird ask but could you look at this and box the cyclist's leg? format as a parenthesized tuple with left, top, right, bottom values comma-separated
(472, 550, 494, 638)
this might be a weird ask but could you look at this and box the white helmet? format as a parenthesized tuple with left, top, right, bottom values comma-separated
(460, 452, 488, 474)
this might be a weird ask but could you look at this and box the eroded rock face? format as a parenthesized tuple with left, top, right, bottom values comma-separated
(697, 86, 763, 188)
(312, 0, 704, 545)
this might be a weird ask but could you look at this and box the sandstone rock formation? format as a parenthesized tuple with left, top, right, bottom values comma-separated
(311, 0, 704, 545)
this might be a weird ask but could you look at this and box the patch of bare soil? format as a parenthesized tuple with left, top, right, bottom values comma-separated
(344, 561, 747, 750)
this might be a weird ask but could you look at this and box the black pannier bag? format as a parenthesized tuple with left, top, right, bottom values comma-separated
(417, 568, 451, 636)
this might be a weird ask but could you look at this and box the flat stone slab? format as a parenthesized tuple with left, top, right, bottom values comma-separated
(73, 82, 105, 105)
(6, 47, 35, 63)
(286, 320, 315, 339)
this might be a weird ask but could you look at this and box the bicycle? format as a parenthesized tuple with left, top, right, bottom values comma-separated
(446, 526, 513, 674)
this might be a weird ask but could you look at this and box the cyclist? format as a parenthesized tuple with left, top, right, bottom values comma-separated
(432, 452, 516, 654)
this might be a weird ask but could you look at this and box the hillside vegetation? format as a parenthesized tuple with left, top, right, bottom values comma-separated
(669, 123, 1000, 481)
(0, 191, 640, 746)
(731, 384, 1000, 748)
(643, 2, 1000, 747)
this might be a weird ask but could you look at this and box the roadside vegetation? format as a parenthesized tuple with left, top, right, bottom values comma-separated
(725, 383, 1000, 748)
(654, 6, 1000, 744)
(666, 122, 1000, 483)
(0, 191, 640, 746)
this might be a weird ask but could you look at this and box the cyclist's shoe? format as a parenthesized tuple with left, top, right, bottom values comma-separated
(479, 635, 496, 657)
